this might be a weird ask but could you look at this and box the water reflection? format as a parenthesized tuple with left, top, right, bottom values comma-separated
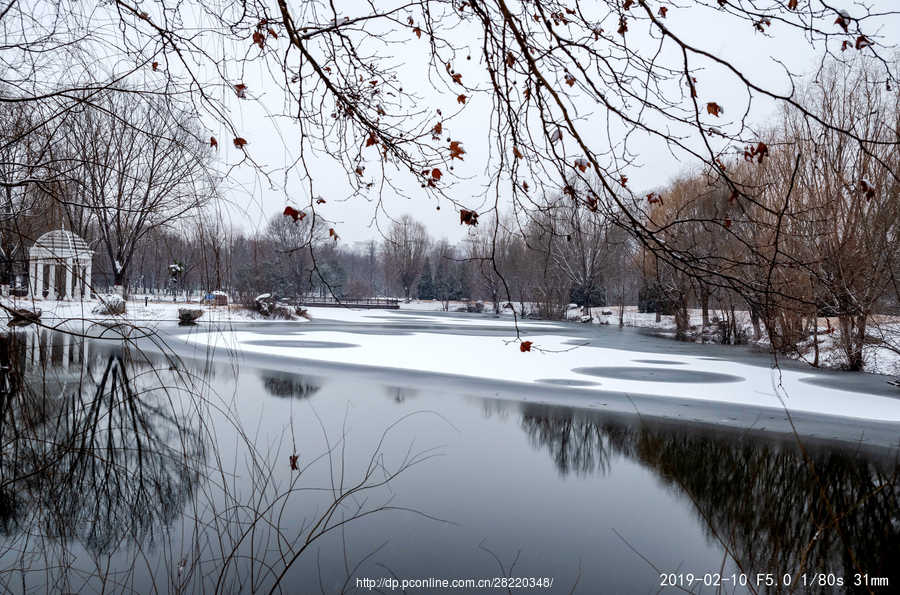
(4, 326, 899, 592)
(259, 370, 322, 399)
(520, 403, 900, 591)
(386, 385, 417, 403)
(0, 329, 204, 565)
(1, 330, 455, 592)
(521, 410, 617, 476)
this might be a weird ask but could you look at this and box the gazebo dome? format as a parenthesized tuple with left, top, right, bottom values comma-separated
(31, 229, 92, 257)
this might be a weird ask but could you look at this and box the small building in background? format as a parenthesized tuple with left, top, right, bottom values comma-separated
(28, 230, 94, 299)
(204, 290, 229, 306)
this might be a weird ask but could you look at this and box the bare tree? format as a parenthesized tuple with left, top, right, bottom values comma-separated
(466, 220, 509, 314)
(546, 190, 612, 315)
(382, 215, 429, 299)
(774, 59, 900, 369)
(522, 212, 573, 320)
(264, 209, 327, 298)
(431, 238, 459, 311)
(42, 93, 216, 297)
(2, 1, 898, 329)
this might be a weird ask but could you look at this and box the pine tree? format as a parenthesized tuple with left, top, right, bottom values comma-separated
(417, 258, 434, 299)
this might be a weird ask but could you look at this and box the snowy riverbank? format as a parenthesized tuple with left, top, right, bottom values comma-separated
(1, 295, 306, 327)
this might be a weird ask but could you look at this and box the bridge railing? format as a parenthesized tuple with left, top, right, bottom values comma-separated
(297, 296, 400, 309)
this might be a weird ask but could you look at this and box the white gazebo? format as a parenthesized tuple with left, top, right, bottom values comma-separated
(28, 230, 93, 299)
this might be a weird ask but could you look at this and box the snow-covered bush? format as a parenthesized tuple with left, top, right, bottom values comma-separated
(254, 293, 274, 316)
(465, 301, 484, 313)
(92, 294, 126, 315)
(178, 308, 204, 324)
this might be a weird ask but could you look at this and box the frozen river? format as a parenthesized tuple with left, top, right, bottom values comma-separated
(2, 311, 898, 593)
(182, 307, 900, 444)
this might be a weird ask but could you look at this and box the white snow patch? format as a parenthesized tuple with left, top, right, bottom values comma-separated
(178, 325, 900, 423)
(305, 306, 568, 329)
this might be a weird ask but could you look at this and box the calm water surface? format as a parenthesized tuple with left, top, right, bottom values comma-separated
(1, 317, 898, 594)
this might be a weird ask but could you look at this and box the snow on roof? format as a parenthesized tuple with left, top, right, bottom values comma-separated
(30, 229, 93, 258)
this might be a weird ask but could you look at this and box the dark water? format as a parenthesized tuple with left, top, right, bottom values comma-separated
(1, 325, 898, 594)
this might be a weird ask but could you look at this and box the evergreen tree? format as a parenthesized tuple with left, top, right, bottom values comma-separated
(417, 258, 434, 299)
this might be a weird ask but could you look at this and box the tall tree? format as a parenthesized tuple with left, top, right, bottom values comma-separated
(417, 258, 435, 300)
(46, 93, 216, 296)
(3, 0, 898, 347)
(382, 216, 429, 299)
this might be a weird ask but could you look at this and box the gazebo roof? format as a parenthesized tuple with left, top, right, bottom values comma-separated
(30, 229, 93, 259)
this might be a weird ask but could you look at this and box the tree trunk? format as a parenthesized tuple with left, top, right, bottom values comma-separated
(674, 299, 690, 336)
(750, 304, 762, 341)
(618, 284, 625, 327)
(812, 311, 820, 367)
(729, 304, 739, 344)
(114, 271, 128, 299)
(838, 313, 866, 371)
(700, 284, 710, 326)
(851, 314, 867, 371)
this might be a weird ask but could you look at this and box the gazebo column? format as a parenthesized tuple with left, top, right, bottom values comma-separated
(71, 260, 80, 299)
(47, 261, 56, 300)
(85, 262, 92, 298)
(64, 258, 73, 299)
(79, 262, 86, 298)
(33, 260, 43, 298)
(29, 261, 37, 297)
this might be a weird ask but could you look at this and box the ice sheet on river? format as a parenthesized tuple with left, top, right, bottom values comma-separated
(177, 309, 900, 425)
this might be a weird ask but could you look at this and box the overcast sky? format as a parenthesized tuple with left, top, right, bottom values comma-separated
(207, 0, 899, 247)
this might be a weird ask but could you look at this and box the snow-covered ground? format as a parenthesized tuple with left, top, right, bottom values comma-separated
(591, 306, 900, 378)
(175, 305, 900, 425)
(305, 305, 568, 329)
(1, 295, 292, 327)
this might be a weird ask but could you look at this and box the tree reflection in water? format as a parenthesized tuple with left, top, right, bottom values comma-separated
(259, 371, 322, 399)
(521, 408, 618, 477)
(0, 329, 440, 593)
(0, 328, 204, 589)
(521, 404, 900, 593)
